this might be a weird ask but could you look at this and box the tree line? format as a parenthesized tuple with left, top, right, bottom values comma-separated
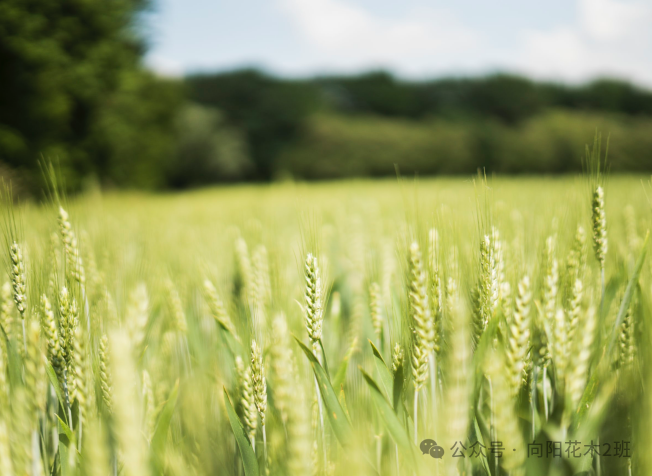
(2, 0, 652, 194)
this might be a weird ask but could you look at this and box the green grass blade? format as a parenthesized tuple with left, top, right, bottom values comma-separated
(319, 339, 331, 381)
(338, 384, 352, 424)
(223, 387, 259, 476)
(56, 415, 75, 445)
(294, 336, 354, 448)
(369, 340, 393, 400)
(332, 356, 350, 390)
(571, 231, 648, 433)
(600, 275, 620, 322)
(216, 321, 244, 359)
(607, 231, 648, 356)
(0, 323, 22, 387)
(57, 413, 78, 476)
(392, 362, 404, 414)
(151, 379, 180, 454)
(359, 368, 421, 473)
(471, 313, 501, 402)
(332, 340, 356, 390)
(58, 436, 76, 476)
(569, 373, 600, 434)
(472, 417, 492, 475)
(45, 361, 67, 422)
(51, 452, 60, 476)
(567, 375, 617, 474)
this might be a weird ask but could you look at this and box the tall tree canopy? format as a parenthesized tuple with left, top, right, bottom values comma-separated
(0, 0, 182, 191)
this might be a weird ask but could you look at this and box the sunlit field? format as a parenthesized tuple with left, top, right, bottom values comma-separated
(2, 173, 650, 476)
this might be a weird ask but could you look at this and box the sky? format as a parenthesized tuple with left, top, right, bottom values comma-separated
(144, 0, 652, 86)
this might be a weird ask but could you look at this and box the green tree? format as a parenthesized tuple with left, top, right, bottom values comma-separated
(167, 103, 252, 188)
(186, 70, 318, 180)
(317, 71, 424, 117)
(0, 0, 181, 191)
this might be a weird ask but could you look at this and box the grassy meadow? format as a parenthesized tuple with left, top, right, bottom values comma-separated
(0, 172, 650, 476)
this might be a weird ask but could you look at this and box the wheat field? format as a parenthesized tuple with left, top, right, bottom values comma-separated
(0, 165, 650, 475)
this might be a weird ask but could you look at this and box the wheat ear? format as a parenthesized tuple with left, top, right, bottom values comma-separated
(618, 296, 636, 369)
(485, 349, 526, 476)
(441, 298, 471, 475)
(58, 206, 86, 286)
(592, 186, 608, 270)
(203, 278, 238, 339)
(0, 282, 13, 340)
(473, 234, 498, 342)
(552, 307, 568, 386)
(392, 343, 403, 374)
(506, 276, 531, 397)
(41, 294, 64, 382)
(304, 253, 323, 358)
(567, 307, 596, 412)
(270, 313, 292, 426)
(9, 242, 27, 320)
(408, 242, 433, 389)
(127, 284, 149, 354)
(109, 330, 150, 476)
(251, 339, 267, 462)
(24, 320, 45, 423)
(99, 334, 113, 414)
(369, 282, 383, 345)
(58, 286, 77, 417)
(240, 363, 258, 452)
(303, 252, 327, 467)
(234, 356, 246, 419)
(566, 225, 586, 290)
(408, 241, 433, 443)
(566, 278, 583, 345)
(165, 279, 187, 334)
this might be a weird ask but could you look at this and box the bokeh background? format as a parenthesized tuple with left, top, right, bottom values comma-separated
(1, 0, 651, 194)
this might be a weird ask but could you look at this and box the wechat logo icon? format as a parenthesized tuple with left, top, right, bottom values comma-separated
(420, 439, 445, 458)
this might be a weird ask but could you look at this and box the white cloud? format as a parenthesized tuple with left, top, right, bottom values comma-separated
(146, 0, 652, 86)
(579, 0, 649, 41)
(277, 0, 478, 73)
(517, 27, 592, 81)
(523, 28, 587, 73)
(511, 0, 652, 85)
(272, 0, 652, 85)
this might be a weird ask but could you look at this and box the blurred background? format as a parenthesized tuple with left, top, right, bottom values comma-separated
(1, 0, 651, 194)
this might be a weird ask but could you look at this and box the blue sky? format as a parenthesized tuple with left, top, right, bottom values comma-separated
(144, 0, 652, 86)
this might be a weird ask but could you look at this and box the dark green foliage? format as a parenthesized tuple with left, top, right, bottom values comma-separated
(0, 0, 182, 191)
(543, 79, 652, 116)
(277, 111, 652, 179)
(94, 71, 183, 189)
(317, 71, 424, 118)
(166, 103, 252, 187)
(186, 70, 319, 180)
(189, 69, 652, 181)
(314, 72, 652, 121)
(463, 75, 545, 124)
